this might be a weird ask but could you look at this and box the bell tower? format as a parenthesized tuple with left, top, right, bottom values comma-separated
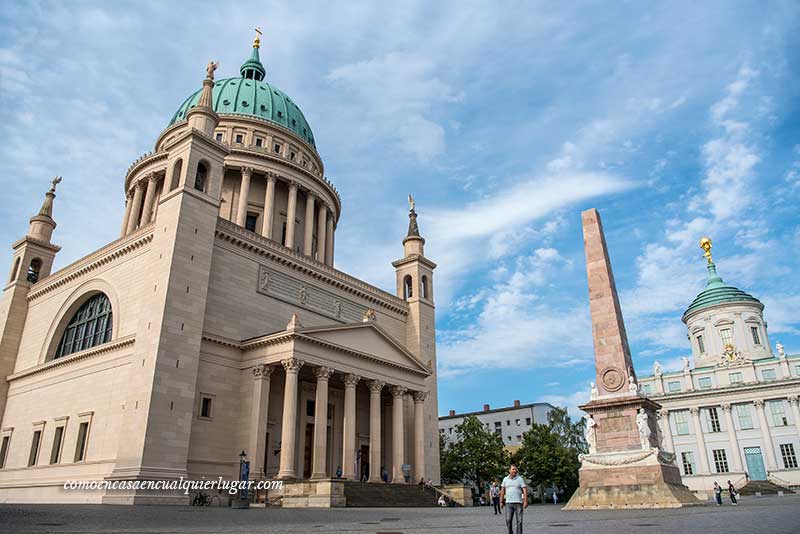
(0, 178, 62, 425)
(392, 195, 440, 484)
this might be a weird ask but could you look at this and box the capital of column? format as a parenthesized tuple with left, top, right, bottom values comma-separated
(367, 380, 385, 393)
(252, 364, 274, 380)
(788, 396, 799, 407)
(281, 357, 305, 373)
(721, 403, 732, 412)
(126, 189, 134, 200)
(689, 407, 700, 416)
(146, 172, 158, 184)
(390, 385, 408, 399)
(754, 399, 765, 409)
(134, 178, 146, 190)
(658, 408, 669, 417)
(288, 180, 299, 191)
(412, 391, 428, 403)
(343, 373, 361, 387)
(266, 171, 277, 183)
(314, 366, 334, 381)
(242, 166, 254, 177)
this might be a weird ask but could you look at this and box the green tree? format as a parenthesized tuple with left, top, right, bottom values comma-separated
(513, 408, 584, 499)
(440, 416, 510, 486)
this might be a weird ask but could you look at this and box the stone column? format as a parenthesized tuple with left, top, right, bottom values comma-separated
(284, 181, 298, 249)
(303, 192, 316, 257)
(236, 167, 252, 227)
(658, 409, 675, 453)
(788, 396, 800, 438)
(720, 403, 743, 472)
(413, 391, 427, 482)
(125, 180, 145, 234)
(368, 380, 384, 483)
(391, 386, 407, 483)
(754, 400, 778, 470)
(690, 407, 710, 474)
(140, 173, 159, 225)
(311, 366, 334, 479)
(325, 213, 334, 266)
(262, 173, 276, 239)
(316, 202, 327, 262)
(120, 190, 133, 237)
(249, 364, 274, 477)
(277, 357, 304, 479)
(342, 373, 360, 480)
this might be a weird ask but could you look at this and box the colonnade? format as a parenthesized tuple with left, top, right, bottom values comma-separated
(249, 359, 427, 483)
(121, 172, 162, 236)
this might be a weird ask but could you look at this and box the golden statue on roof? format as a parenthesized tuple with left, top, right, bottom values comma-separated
(699, 236, 713, 265)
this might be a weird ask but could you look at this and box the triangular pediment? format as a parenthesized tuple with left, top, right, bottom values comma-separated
(298, 323, 430, 375)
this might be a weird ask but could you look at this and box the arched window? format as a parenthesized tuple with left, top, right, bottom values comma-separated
(403, 275, 413, 300)
(26, 258, 42, 283)
(421, 275, 429, 299)
(170, 159, 183, 191)
(8, 257, 20, 283)
(194, 162, 208, 192)
(55, 293, 113, 359)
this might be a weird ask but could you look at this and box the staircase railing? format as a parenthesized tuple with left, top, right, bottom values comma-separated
(767, 472, 796, 491)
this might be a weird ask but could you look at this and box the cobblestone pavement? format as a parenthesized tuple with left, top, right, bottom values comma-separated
(2, 495, 799, 533)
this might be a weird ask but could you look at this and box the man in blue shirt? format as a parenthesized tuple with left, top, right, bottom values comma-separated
(500, 465, 528, 534)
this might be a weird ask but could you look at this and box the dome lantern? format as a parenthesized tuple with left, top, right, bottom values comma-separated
(240, 27, 266, 81)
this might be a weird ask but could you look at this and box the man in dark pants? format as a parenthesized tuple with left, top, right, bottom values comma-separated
(500, 465, 528, 534)
(490, 481, 501, 515)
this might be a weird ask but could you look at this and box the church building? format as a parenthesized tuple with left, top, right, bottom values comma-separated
(0, 34, 440, 504)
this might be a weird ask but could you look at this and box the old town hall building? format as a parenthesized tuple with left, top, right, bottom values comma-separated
(0, 35, 440, 504)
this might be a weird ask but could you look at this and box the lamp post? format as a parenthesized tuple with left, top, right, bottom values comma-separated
(233, 450, 251, 509)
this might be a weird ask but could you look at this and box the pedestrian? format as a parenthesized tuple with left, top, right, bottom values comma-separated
(500, 465, 528, 534)
(552, 491, 558, 505)
(381, 467, 388, 483)
(490, 481, 501, 515)
(419, 477, 425, 485)
(713, 482, 722, 505)
(727, 480, 738, 505)
(335, 465, 342, 479)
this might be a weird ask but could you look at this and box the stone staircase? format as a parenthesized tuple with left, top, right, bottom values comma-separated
(737, 480, 794, 496)
(342, 481, 440, 507)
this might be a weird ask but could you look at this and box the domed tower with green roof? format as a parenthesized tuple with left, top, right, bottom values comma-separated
(682, 237, 773, 367)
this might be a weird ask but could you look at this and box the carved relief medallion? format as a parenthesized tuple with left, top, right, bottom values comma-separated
(601, 367, 625, 392)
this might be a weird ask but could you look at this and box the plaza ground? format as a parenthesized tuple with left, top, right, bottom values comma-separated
(1, 494, 799, 533)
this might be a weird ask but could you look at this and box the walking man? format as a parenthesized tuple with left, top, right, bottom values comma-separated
(727, 480, 738, 505)
(490, 481, 501, 515)
(500, 465, 527, 534)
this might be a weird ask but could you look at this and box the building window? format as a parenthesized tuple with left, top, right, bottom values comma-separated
(0, 435, 9, 469)
(674, 410, 690, 435)
(74, 422, 89, 462)
(255, 138, 263, 147)
(403, 275, 413, 299)
(507, 436, 511, 441)
(274, 143, 282, 153)
(720, 328, 733, 346)
(697, 334, 706, 354)
(729, 372, 743, 384)
(768, 400, 788, 426)
(289, 151, 296, 161)
(235, 134, 244, 144)
(780, 443, 798, 469)
(525, 418, 531, 425)
(668, 381, 682, 393)
(55, 293, 113, 359)
(215, 132, 223, 142)
(421, 275, 429, 299)
(49, 426, 65, 464)
(761, 368, 777, 381)
(712, 449, 729, 473)
(515, 435, 521, 441)
(736, 404, 753, 430)
(27, 258, 42, 283)
(200, 397, 213, 418)
(194, 162, 207, 192)
(515, 419, 521, 426)
(641, 383, 652, 394)
(681, 451, 695, 475)
(506, 420, 510, 426)
(28, 430, 42, 467)
(706, 407, 721, 433)
(170, 159, 182, 191)
(448, 428, 452, 435)
(795, 364, 800, 377)
(245, 213, 258, 232)
(750, 326, 761, 345)
(698, 377, 712, 389)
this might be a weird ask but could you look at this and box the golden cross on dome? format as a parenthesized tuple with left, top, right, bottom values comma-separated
(699, 236, 713, 265)
(254, 26, 262, 48)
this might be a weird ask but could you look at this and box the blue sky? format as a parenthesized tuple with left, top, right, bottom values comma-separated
(1, 1, 799, 417)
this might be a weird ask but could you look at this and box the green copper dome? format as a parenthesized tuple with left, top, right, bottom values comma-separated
(682, 263, 761, 320)
(169, 44, 315, 148)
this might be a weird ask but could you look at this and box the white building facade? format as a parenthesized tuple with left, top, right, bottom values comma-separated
(439, 400, 555, 450)
(638, 245, 800, 493)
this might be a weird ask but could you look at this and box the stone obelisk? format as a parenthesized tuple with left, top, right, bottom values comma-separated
(564, 208, 700, 509)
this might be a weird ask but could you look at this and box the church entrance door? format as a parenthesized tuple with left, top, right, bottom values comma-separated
(744, 447, 767, 480)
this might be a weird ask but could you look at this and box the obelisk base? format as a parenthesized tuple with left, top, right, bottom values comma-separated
(564, 448, 703, 509)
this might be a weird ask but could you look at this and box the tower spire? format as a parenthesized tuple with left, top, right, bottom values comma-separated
(28, 177, 60, 242)
(402, 194, 425, 256)
(240, 27, 266, 81)
(186, 61, 220, 136)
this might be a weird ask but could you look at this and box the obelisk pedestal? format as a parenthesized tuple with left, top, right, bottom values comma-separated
(564, 209, 701, 509)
